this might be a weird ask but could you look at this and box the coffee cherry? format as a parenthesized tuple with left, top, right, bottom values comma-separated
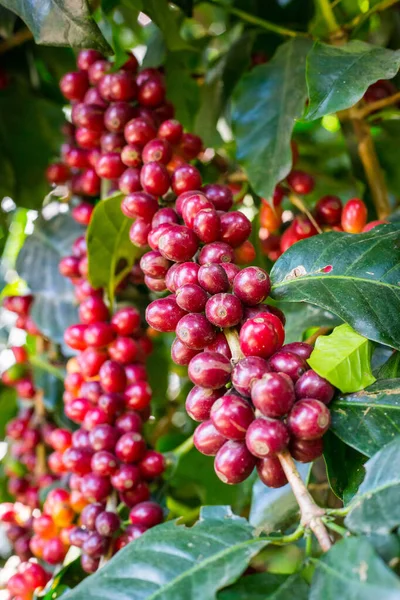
(142, 138, 172, 164)
(79, 297, 110, 324)
(251, 372, 295, 418)
(115, 432, 146, 463)
(176, 284, 208, 313)
(239, 317, 279, 359)
(198, 242, 235, 265)
(95, 511, 120, 536)
(46, 162, 70, 184)
(246, 417, 289, 458)
(91, 450, 118, 476)
(210, 395, 254, 440)
(268, 350, 307, 382)
(287, 170, 315, 195)
(219, 211, 251, 247)
(121, 143, 142, 167)
(341, 198, 367, 233)
(96, 152, 126, 179)
(194, 421, 227, 456)
(257, 456, 287, 488)
(171, 164, 202, 195)
(179, 132, 203, 159)
(231, 357, 269, 397)
(176, 313, 216, 350)
(287, 398, 330, 441)
(295, 370, 334, 405)
(99, 360, 127, 393)
(214, 440, 256, 484)
(315, 195, 342, 225)
(203, 184, 233, 211)
(42, 537, 67, 564)
(129, 219, 152, 247)
(82, 532, 109, 558)
(181, 192, 212, 228)
(140, 161, 170, 196)
(120, 481, 150, 507)
(193, 208, 220, 243)
(220, 263, 240, 286)
(158, 119, 183, 144)
(77, 49, 103, 70)
(81, 554, 100, 573)
(188, 351, 232, 389)
(152, 207, 179, 229)
(171, 338, 199, 365)
(281, 342, 313, 360)
(115, 411, 142, 435)
(146, 297, 187, 332)
(81, 503, 105, 530)
(111, 464, 141, 491)
(185, 386, 225, 422)
(110, 72, 137, 101)
(88, 60, 110, 85)
(205, 332, 231, 358)
(60, 71, 89, 101)
(81, 473, 111, 503)
(111, 306, 140, 336)
(205, 293, 243, 328)
(173, 262, 200, 289)
(140, 251, 171, 280)
(125, 381, 152, 410)
(84, 322, 115, 347)
(198, 264, 229, 295)
(129, 501, 163, 528)
(124, 117, 157, 147)
(158, 225, 199, 262)
(78, 348, 108, 378)
(139, 450, 165, 479)
(233, 267, 271, 306)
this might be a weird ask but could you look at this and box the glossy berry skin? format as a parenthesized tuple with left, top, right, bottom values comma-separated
(95, 511, 120, 537)
(171, 164, 202, 195)
(251, 372, 295, 418)
(185, 386, 225, 422)
(268, 351, 307, 382)
(172, 262, 200, 290)
(125, 381, 152, 410)
(158, 119, 183, 144)
(60, 71, 89, 101)
(123, 193, 162, 221)
(193, 208, 220, 243)
(158, 225, 199, 262)
(214, 440, 256, 484)
(124, 117, 157, 147)
(257, 456, 288, 488)
(176, 313, 216, 350)
(219, 211, 252, 247)
(121, 143, 142, 167)
(142, 138, 172, 164)
(198, 242, 235, 265)
(91, 450, 118, 476)
(111, 464, 141, 491)
(110, 72, 137, 101)
(111, 307, 140, 336)
(79, 297, 109, 324)
(139, 450, 165, 479)
(84, 322, 115, 348)
(341, 198, 368, 233)
(295, 370, 335, 405)
(287, 170, 315, 195)
(194, 420, 226, 455)
(289, 437, 324, 463)
(115, 432, 146, 463)
(77, 49, 103, 70)
(188, 351, 232, 389)
(205, 293, 243, 328)
(115, 411, 142, 435)
(198, 264, 229, 295)
(233, 267, 271, 306)
(181, 192, 212, 228)
(46, 162, 70, 184)
(81, 554, 100, 573)
(146, 297, 187, 332)
(78, 348, 108, 378)
(176, 284, 208, 313)
(129, 219, 152, 247)
(129, 501, 163, 528)
(210, 395, 254, 440)
(203, 184, 233, 212)
(239, 317, 281, 359)
(315, 195, 342, 225)
(281, 342, 313, 360)
(231, 356, 270, 397)
(42, 537, 67, 564)
(99, 360, 127, 393)
(140, 161, 170, 196)
(82, 532, 108, 558)
(81, 503, 105, 530)
(171, 338, 199, 365)
(96, 152, 126, 179)
(140, 251, 171, 279)
(246, 417, 289, 458)
(206, 332, 231, 359)
(287, 398, 330, 440)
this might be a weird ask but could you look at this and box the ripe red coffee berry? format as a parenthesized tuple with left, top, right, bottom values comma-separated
(111, 307, 140, 336)
(251, 372, 295, 418)
(124, 381, 152, 410)
(140, 162, 170, 196)
(129, 501, 163, 528)
(176, 284, 208, 313)
(188, 351, 232, 389)
(198, 242, 235, 265)
(257, 456, 288, 488)
(289, 437, 324, 463)
(214, 440, 256, 484)
(193, 208, 220, 243)
(203, 184, 233, 211)
(173, 262, 200, 290)
(210, 394, 254, 440)
(315, 195, 342, 225)
(341, 198, 368, 233)
(194, 420, 226, 455)
(142, 138, 172, 164)
(246, 417, 289, 458)
(158, 225, 199, 262)
(287, 399, 331, 440)
(99, 360, 127, 393)
(198, 264, 229, 295)
(176, 313, 216, 350)
(140, 251, 171, 279)
(185, 386, 225, 422)
(268, 350, 307, 382)
(181, 193, 212, 228)
(171, 338, 199, 365)
(111, 464, 141, 491)
(115, 432, 146, 463)
(158, 119, 183, 144)
(146, 297, 187, 332)
(205, 293, 243, 328)
(219, 211, 252, 247)
(239, 317, 280, 359)
(295, 370, 335, 405)
(124, 117, 157, 147)
(287, 170, 315, 195)
(171, 164, 202, 195)
(139, 450, 165, 479)
(231, 356, 270, 397)
(233, 267, 271, 306)
(281, 342, 313, 360)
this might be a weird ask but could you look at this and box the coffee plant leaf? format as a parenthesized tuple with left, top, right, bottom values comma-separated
(323, 431, 367, 503)
(137, 0, 193, 51)
(218, 573, 309, 600)
(16, 212, 83, 344)
(231, 37, 312, 201)
(62, 506, 267, 600)
(41, 556, 88, 600)
(307, 324, 376, 393)
(330, 379, 400, 457)
(275, 301, 341, 345)
(249, 463, 310, 532)
(376, 352, 400, 379)
(0, 387, 17, 438)
(165, 54, 200, 131)
(270, 225, 400, 350)
(345, 437, 400, 534)
(305, 41, 400, 120)
(87, 194, 140, 305)
(310, 537, 400, 599)
(0, 0, 111, 52)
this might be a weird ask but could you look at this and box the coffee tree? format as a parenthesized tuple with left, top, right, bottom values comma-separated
(0, 0, 400, 598)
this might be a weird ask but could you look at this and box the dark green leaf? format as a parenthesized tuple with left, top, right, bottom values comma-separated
(63, 507, 267, 600)
(0, 386, 17, 438)
(346, 436, 400, 534)
(218, 573, 308, 600)
(310, 537, 400, 599)
(376, 352, 400, 379)
(276, 301, 340, 344)
(165, 54, 200, 131)
(330, 379, 400, 457)
(134, 0, 193, 51)
(305, 41, 400, 120)
(308, 324, 376, 393)
(232, 38, 312, 200)
(0, 6, 16, 37)
(366, 533, 400, 564)
(16, 212, 83, 344)
(270, 225, 400, 350)
(87, 194, 140, 305)
(0, 0, 111, 52)
(323, 431, 367, 503)
(142, 27, 166, 68)
(249, 463, 309, 532)
(145, 337, 170, 419)
(41, 556, 88, 600)
(0, 80, 64, 208)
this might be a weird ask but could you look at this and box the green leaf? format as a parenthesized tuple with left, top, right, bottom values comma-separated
(308, 324, 376, 393)
(310, 537, 400, 599)
(345, 437, 400, 534)
(276, 301, 341, 344)
(41, 556, 88, 600)
(323, 431, 367, 503)
(165, 54, 200, 131)
(0, 80, 64, 208)
(305, 41, 400, 120)
(135, 0, 192, 51)
(0, 0, 111, 52)
(63, 507, 267, 600)
(16, 212, 83, 344)
(87, 194, 140, 305)
(249, 463, 310, 532)
(218, 573, 308, 600)
(376, 352, 400, 379)
(270, 225, 400, 350)
(0, 386, 17, 438)
(330, 379, 400, 457)
(232, 38, 312, 200)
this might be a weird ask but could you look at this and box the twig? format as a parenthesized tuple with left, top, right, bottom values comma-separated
(278, 450, 333, 552)
(263, 524, 305, 545)
(289, 194, 323, 234)
(356, 91, 400, 119)
(316, 0, 339, 33)
(223, 327, 243, 363)
(208, 0, 310, 37)
(30, 354, 65, 381)
(323, 520, 348, 537)
(344, 0, 400, 30)
(347, 108, 391, 219)
(305, 326, 331, 345)
(33, 390, 47, 477)
(0, 28, 33, 55)
(171, 434, 194, 459)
